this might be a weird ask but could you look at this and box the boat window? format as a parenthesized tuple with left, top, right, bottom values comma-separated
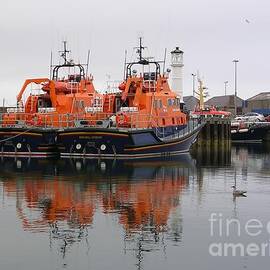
(143, 72, 157, 81)
(76, 100, 85, 109)
(38, 99, 42, 107)
(162, 118, 165, 125)
(154, 100, 159, 108)
(159, 100, 163, 108)
(168, 98, 174, 106)
(172, 118, 175, 125)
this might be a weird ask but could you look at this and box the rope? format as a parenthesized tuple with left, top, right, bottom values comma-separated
(0, 127, 36, 143)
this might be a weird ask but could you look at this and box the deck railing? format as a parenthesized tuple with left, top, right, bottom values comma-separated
(155, 119, 204, 141)
(0, 112, 204, 138)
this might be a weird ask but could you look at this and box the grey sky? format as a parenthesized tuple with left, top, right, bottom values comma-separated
(0, 0, 270, 105)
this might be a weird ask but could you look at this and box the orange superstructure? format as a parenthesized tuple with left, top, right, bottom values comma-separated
(115, 38, 187, 129)
(2, 42, 117, 128)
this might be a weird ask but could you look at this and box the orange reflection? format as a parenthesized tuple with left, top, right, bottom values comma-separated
(102, 176, 187, 232)
(1, 160, 189, 234)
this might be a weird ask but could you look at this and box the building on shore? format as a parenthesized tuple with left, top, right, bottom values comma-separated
(244, 92, 270, 115)
(183, 96, 199, 112)
(205, 95, 244, 115)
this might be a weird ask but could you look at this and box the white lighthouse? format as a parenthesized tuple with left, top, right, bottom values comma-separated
(170, 47, 184, 104)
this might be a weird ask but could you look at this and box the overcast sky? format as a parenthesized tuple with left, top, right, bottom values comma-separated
(0, 0, 270, 105)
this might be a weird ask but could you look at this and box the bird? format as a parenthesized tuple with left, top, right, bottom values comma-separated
(231, 185, 247, 197)
(245, 19, 250, 24)
(38, 196, 52, 207)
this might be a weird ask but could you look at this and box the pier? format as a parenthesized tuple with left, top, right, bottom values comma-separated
(195, 117, 231, 146)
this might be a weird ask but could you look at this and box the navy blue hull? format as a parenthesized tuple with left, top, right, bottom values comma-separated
(57, 126, 201, 159)
(0, 124, 202, 159)
(0, 128, 58, 157)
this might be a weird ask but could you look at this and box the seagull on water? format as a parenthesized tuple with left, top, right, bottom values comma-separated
(231, 185, 247, 197)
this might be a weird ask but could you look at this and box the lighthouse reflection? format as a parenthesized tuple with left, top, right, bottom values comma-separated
(0, 155, 204, 267)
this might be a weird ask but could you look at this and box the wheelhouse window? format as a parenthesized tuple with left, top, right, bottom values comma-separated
(76, 100, 85, 109)
(154, 99, 163, 109)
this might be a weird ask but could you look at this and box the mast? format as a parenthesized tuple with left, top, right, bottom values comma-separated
(52, 41, 85, 80)
(125, 38, 161, 79)
(198, 79, 204, 110)
(162, 48, 167, 75)
(49, 51, 53, 79)
(197, 78, 208, 110)
(123, 50, 127, 80)
(59, 41, 70, 65)
(86, 49, 90, 77)
(135, 37, 147, 64)
(138, 37, 144, 61)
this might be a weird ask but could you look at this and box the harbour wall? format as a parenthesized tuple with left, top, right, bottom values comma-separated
(195, 117, 231, 146)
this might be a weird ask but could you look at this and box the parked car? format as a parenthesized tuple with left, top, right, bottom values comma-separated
(234, 116, 244, 121)
(240, 112, 265, 122)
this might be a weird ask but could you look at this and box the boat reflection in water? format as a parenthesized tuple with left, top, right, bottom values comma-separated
(1, 145, 270, 270)
(0, 155, 196, 266)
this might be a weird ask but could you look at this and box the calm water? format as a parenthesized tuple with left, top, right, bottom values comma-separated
(0, 144, 270, 270)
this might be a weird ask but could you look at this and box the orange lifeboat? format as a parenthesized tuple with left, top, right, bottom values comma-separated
(2, 42, 118, 129)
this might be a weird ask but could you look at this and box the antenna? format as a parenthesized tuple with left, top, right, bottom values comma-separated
(123, 49, 127, 80)
(49, 51, 53, 79)
(138, 37, 144, 61)
(134, 37, 146, 62)
(86, 49, 90, 77)
(162, 48, 167, 74)
(59, 41, 70, 65)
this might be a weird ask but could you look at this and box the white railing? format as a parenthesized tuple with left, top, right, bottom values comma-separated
(85, 107, 103, 113)
(104, 80, 122, 94)
(7, 108, 25, 113)
(120, 107, 138, 112)
(38, 107, 56, 113)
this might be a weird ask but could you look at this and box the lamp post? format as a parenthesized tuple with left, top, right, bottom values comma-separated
(191, 73, 196, 96)
(224, 81, 228, 96)
(233, 60, 239, 116)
